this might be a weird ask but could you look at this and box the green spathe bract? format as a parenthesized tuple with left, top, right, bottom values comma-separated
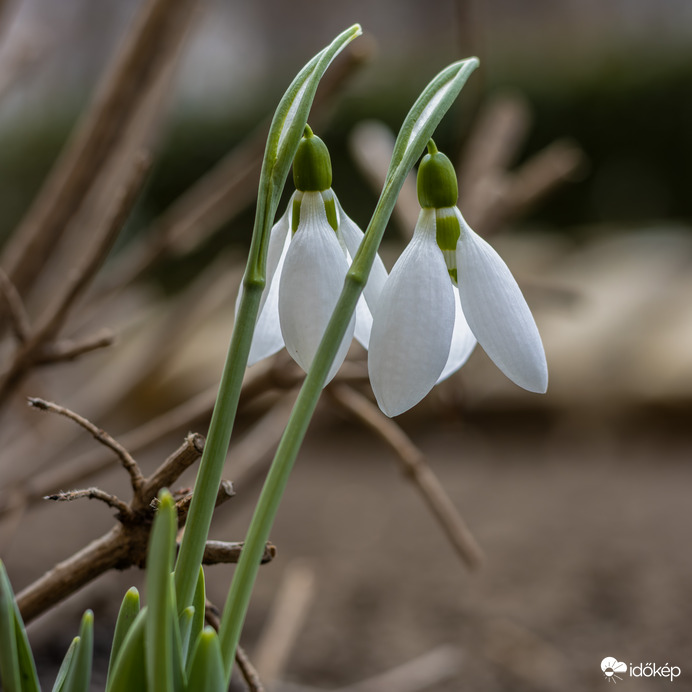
(217, 55, 479, 685)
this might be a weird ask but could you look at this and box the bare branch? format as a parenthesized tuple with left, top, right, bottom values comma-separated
(0, 268, 31, 341)
(201, 540, 276, 566)
(0, 0, 201, 300)
(33, 328, 115, 365)
(175, 479, 236, 525)
(44, 486, 131, 517)
(16, 525, 130, 624)
(136, 432, 205, 510)
(328, 385, 484, 570)
(27, 397, 144, 492)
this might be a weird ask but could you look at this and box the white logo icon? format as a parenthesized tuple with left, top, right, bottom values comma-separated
(602, 657, 627, 683)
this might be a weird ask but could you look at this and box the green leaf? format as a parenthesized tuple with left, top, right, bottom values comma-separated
(51, 638, 79, 692)
(172, 23, 362, 620)
(168, 575, 185, 692)
(178, 607, 195, 666)
(185, 628, 225, 692)
(0, 561, 21, 692)
(105, 609, 147, 692)
(188, 567, 205, 664)
(145, 491, 177, 692)
(62, 610, 93, 692)
(107, 587, 140, 685)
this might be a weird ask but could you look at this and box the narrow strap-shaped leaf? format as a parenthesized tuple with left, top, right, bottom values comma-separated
(145, 491, 177, 692)
(107, 587, 140, 685)
(185, 628, 225, 692)
(187, 567, 205, 665)
(0, 561, 21, 692)
(105, 608, 147, 692)
(13, 611, 40, 692)
(173, 24, 362, 617)
(51, 638, 79, 692)
(168, 574, 186, 692)
(62, 610, 93, 692)
(178, 607, 195, 665)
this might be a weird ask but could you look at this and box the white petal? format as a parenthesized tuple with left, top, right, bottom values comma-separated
(353, 294, 373, 348)
(336, 198, 388, 311)
(279, 192, 355, 383)
(437, 287, 477, 383)
(237, 202, 292, 365)
(456, 211, 548, 393)
(368, 210, 455, 416)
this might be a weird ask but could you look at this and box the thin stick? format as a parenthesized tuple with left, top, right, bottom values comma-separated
(0, 0, 200, 299)
(0, 268, 30, 341)
(33, 328, 115, 365)
(328, 385, 484, 570)
(44, 487, 132, 517)
(201, 540, 276, 565)
(27, 397, 144, 492)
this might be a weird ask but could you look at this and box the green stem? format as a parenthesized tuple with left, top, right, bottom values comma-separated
(216, 57, 480, 684)
(218, 269, 366, 682)
(173, 282, 262, 609)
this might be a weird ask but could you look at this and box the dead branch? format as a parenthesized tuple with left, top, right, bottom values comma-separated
(327, 384, 484, 570)
(0, 0, 200, 303)
(201, 540, 276, 566)
(44, 487, 132, 518)
(0, 268, 30, 341)
(27, 397, 144, 492)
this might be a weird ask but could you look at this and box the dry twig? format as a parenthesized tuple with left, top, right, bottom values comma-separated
(328, 384, 484, 570)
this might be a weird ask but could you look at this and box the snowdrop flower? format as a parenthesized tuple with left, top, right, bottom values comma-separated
(368, 140, 548, 416)
(241, 126, 387, 383)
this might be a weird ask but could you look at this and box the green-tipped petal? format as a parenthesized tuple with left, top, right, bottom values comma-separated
(279, 192, 355, 382)
(368, 210, 455, 416)
(456, 210, 548, 393)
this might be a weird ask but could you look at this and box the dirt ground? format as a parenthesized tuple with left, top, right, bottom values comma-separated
(6, 404, 691, 692)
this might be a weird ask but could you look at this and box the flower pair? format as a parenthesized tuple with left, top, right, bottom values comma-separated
(243, 131, 547, 415)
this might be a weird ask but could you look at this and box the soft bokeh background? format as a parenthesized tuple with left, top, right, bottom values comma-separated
(0, 1, 691, 690)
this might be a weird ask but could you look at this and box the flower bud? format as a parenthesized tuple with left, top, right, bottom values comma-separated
(293, 125, 333, 192)
(417, 140, 458, 208)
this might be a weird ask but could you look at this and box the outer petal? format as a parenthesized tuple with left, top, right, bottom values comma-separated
(437, 286, 477, 383)
(279, 192, 355, 383)
(456, 210, 548, 393)
(236, 201, 292, 365)
(368, 209, 455, 417)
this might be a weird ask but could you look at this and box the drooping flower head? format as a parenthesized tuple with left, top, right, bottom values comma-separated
(240, 126, 387, 383)
(368, 140, 548, 416)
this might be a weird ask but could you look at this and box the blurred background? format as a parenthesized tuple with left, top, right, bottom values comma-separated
(0, 0, 691, 690)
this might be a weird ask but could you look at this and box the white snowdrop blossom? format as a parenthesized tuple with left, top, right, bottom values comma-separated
(368, 141, 548, 417)
(239, 127, 387, 384)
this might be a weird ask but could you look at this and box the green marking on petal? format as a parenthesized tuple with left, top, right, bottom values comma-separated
(417, 140, 458, 208)
(291, 194, 302, 234)
(321, 190, 338, 232)
(293, 126, 333, 192)
(435, 207, 460, 250)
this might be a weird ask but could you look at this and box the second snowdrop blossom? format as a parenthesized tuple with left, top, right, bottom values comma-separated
(241, 126, 387, 383)
(368, 140, 548, 417)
